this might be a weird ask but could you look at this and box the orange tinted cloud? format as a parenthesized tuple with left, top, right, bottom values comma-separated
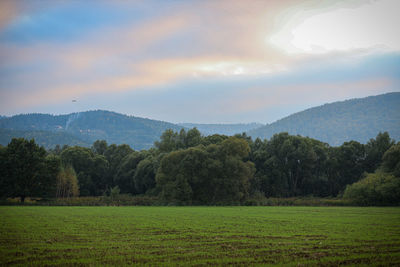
(1, 0, 397, 115)
(0, 0, 19, 30)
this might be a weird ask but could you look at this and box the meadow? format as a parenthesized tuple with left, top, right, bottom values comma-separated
(1, 206, 399, 266)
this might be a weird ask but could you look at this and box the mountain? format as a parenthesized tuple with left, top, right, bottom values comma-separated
(0, 110, 183, 150)
(0, 128, 90, 149)
(1, 93, 399, 149)
(178, 123, 262, 136)
(248, 92, 400, 146)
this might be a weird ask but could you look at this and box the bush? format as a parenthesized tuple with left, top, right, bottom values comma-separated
(343, 172, 400, 206)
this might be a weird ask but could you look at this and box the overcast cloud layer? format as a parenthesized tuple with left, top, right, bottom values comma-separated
(0, 0, 399, 123)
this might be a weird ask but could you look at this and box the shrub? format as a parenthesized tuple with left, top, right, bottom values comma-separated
(343, 172, 400, 206)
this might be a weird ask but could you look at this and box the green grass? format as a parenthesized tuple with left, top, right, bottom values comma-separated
(1, 206, 399, 266)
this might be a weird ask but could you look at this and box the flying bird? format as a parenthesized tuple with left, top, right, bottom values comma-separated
(72, 99, 77, 102)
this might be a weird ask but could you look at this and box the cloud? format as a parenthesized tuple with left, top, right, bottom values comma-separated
(0, 0, 63, 32)
(1, 0, 399, 122)
(269, 0, 400, 54)
(0, 0, 19, 31)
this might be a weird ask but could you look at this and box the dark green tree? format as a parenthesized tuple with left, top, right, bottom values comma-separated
(115, 151, 145, 194)
(201, 134, 229, 146)
(104, 144, 133, 188)
(328, 141, 366, 195)
(134, 157, 157, 194)
(251, 133, 322, 197)
(0, 145, 7, 198)
(156, 137, 254, 205)
(343, 172, 400, 205)
(92, 140, 108, 155)
(210, 137, 255, 204)
(364, 132, 394, 173)
(184, 128, 202, 148)
(381, 143, 400, 177)
(1, 138, 59, 202)
(61, 146, 109, 196)
(155, 129, 179, 153)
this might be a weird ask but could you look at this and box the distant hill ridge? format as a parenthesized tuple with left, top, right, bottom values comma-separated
(1, 93, 399, 149)
(178, 122, 262, 136)
(247, 92, 400, 146)
(0, 110, 183, 150)
(0, 128, 90, 149)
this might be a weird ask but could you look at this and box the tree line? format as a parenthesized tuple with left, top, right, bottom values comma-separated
(0, 128, 399, 205)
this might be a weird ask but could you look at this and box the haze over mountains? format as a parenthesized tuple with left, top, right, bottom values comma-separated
(248, 92, 400, 146)
(178, 123, 262, 136)
(0, 93, 399, 149)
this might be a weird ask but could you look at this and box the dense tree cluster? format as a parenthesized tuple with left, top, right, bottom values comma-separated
(343, 143, 400, 205)
(157, 137, 254, 205)
(0, 139, 60, 202)
(0, 129, 399, 205)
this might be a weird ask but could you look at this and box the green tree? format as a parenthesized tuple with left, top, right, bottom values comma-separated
(343, 172, 400, 205)
(330, 141, 366, 195)
(155, 128, 203, 153)
(156, 137, 254, 205)
(364, 132, 394, 173)
(104, 144, 133, 187)
(0, 145, 7, 198)
(61, 146, 109, 196)
(184, 128, 202, 148)
(56, 165, 79, 198)
(134, 157, 157, 194)
(210, 137, 255, 204)
(2, 138, 59, 202)
(109, 185, 120, 200)
(61, 146, 96, 196)
(92, 140, 108, 155)
(201, 134, 229, 146)
(381, 143, 400, 177)
(115, 151, 145, 194)
(155, 129, 179, 153)
(251, 133, 321, 197)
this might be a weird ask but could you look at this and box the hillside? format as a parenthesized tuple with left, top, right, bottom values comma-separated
(1, 93, 399, 148)
(248, 92, 400, 146)
(0, 110, 183, 150)
(0, 128, 90, 149)
(178, 123, 262, 136)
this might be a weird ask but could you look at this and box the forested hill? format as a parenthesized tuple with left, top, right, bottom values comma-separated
(0, 128, 90, 149)
(0, 110, 183, 150)
(178, 123, 262, 136)
(248, 92, 400, 146)
(1, 93, 399, 149)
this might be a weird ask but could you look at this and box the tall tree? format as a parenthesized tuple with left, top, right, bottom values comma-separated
(251, 133, 322, 197)
(61, 146, 96, 196)
(104, 144, 133, 188)
(56, 165, 79, 198)
(155, 129, 180, 153)
(115, 151, 145, 194)
(60, 146, 109, 196)
(364, 132, 394, 173)
(2, 138, 59, 202)
(92, 140, 108, 156)
(381, 143, 400, 177)
(156, 137, 254, 204)
(134, 157, 157, 194)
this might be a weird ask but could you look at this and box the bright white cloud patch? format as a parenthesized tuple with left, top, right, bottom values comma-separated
(270, 0, 400, 54)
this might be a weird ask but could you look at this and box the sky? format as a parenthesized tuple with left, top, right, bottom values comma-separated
(0, 0, 399, 124)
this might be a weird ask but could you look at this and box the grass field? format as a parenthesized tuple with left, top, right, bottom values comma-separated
(1, 206, 399, 266)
